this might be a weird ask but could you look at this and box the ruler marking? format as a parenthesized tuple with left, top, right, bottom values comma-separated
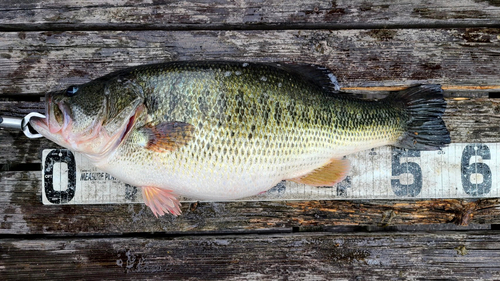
(41, 143, 500, 205)
(494, 143, 498, 197)
(447, 144, 454, 198)
(384, 147, 391, 198)
(442, 147, 447, 197)
(474, 144, 478, 195)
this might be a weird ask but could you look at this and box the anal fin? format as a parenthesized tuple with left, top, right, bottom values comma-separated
(141, 186, 181, 217)
(289, 158, 350, 186)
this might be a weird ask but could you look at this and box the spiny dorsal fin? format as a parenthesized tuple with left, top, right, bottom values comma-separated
(288, 158, 350, 186)
(267, 63, 341, 93)
(141, 121, 195, 152)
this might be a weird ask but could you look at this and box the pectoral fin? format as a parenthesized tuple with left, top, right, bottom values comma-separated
(141, 186, 181, 217)
(141, 121, 195, 152)
(289, 158, 350, 186)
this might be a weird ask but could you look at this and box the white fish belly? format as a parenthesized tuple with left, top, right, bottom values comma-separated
(96, 156, 285, 200)
(93, 144, 344, 200)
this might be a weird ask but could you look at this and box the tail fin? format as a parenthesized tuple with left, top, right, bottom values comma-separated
(386, 84, 451, 150)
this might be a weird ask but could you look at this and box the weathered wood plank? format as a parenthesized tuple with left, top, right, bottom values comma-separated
(1, 0, 499, 30)
(1, 28, 499, 94)
(1, 171, 499, 235)
(2, 97, 500, 165)
(2, 231, 500, 280)
(1, 1, 499, 279)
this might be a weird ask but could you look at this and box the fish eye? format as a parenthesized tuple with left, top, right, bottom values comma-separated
(66, 85, 79, 97)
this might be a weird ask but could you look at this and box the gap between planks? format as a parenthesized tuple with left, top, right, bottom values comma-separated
(2, 22, 500, 33)
(343, 85, 500, 92)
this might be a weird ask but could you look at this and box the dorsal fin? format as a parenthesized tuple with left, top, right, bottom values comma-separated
(267, 63, 341, 93)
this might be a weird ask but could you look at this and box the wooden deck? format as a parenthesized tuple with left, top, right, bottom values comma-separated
(1, 0, 500, 280)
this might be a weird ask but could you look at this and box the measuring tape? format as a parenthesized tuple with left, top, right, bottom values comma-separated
(41, 143, 497, 205)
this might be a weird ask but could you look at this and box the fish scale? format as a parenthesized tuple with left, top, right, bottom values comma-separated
(30, 61, 450, 217)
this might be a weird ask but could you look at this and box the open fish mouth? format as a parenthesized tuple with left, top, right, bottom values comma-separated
(48, 98, 68, 134)
(29, 94, 57, 137)
(33, 94, 71, 136)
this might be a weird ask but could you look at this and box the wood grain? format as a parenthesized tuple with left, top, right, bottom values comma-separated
(1, 171, 499, 235)
(2, 231, 500, 280)
(1, 28, 499, 94)
(1, 0, 499, 30)
(2, 0, 500, 279)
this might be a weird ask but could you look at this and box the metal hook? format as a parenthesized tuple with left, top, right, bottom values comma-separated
(0, 112, 45, 138)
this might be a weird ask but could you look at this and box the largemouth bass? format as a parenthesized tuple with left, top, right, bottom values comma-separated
(30, 61, 450, 217)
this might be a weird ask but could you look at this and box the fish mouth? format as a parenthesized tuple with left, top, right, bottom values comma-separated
(28, 100, 64, 148)
(29, 94, 57, 136)
(29, 115, 48, 134)
(33, 93, 67, 135)
(46, 96, 79, 145)
(50, 101, 69, 134)
(28, 94, 74, 148)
